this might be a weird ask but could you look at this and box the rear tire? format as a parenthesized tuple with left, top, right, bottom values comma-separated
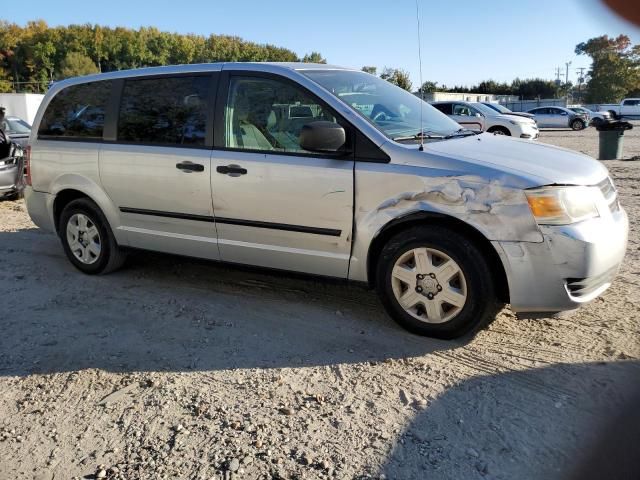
(58, 198, 126, 275)
(488, 126, 511, 136)
(375, 225, 498, 339)
(571, 119, 585, 130)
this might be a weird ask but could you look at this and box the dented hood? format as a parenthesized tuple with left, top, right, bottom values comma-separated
(421, 133, 608, 186)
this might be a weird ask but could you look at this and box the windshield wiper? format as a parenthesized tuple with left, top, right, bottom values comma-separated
(392, 131, 445, 142)
(444, 128, 478, 139)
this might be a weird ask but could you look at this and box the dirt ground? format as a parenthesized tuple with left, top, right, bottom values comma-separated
(1, 125, 639, 480)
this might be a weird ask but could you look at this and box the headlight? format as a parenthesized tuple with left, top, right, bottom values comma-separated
(525, 186, 600, 225)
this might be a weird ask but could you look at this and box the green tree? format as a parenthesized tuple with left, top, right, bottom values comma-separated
(575, 34, 640, 103)
(380, 67, 412, 91)
(418, 80, 438, 93)
(361, 66, 377, 75)
(58, 51, 99, 78)
(302, 51, 326, 63)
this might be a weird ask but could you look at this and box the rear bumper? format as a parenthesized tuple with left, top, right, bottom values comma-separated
(24, 187, 56, 232)
(494, 206, 628, 313)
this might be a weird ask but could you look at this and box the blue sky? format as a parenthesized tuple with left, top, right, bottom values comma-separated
(4, 0, 640, 89)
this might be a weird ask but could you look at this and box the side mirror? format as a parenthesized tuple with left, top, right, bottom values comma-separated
(475, 112, 483, 118)
(300, 121, 346, 153)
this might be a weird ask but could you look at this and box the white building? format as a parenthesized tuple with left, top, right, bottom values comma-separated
(0, 93, 45, 124)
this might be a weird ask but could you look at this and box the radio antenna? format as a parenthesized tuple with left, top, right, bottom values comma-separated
(415, 0, 425, 151)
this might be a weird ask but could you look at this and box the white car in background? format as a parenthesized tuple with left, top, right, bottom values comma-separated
(431, 101, 539, 139)
(568, 106, 611, 127)
(595, 98, 640, 120)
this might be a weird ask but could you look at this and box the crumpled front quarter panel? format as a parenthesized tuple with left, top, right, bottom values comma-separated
(349, 159, 543, 282)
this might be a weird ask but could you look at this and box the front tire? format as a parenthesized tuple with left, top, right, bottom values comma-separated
(58, 198, 126, 274)
(375, 226, 497, 339)
(488, 126, 511, 136)
(571, 119, 585, 130)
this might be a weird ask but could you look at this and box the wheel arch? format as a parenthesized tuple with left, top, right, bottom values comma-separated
(366, 211, 510, 303)
(487, 125, 511, 135)
(50, 175, 124, 244)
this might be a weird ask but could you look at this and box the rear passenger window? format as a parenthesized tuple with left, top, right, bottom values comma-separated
(38, 81, 111, 139)
(432, 103, 452, 115)
(117, 76, 210, 146)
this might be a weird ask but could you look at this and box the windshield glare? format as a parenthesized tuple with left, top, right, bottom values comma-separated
(302, 70, 462, 141)
(5, 118, 31, 134)
(487, 103, 510, 113)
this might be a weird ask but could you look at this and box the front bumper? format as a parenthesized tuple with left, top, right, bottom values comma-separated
(517, 124, 539, 140)
(494, 206, 628, 313)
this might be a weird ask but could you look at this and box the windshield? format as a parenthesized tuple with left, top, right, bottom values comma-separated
(471, 102, 503, 116)
(4, 118, 31, 134)
(302, 70, 462, 141)
(485, 103, 510, 113)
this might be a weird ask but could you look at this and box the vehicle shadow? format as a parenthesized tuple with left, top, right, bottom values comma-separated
(0, 227, 461, 377)
(379, 360, 640, 480)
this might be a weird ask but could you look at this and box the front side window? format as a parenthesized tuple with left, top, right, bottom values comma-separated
(38, 81, 111, 139)
(302, 70, 461, 142)
(224, 76, 339, 154)
(453, 104, 474, 116)
(623, 99, 639, 106)
(118, 76, 210, 146)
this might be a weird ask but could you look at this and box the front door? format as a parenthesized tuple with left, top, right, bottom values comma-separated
(210, 73, 354, 278)
(451, 103, 485, 132)
(100, 74, 220, 260)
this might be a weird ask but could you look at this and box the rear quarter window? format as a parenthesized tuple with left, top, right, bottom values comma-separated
(38, 81, 112, 140)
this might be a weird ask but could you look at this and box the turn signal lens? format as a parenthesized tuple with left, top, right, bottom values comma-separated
(525, 186, 600, 225)
(526, 195, 564, 219)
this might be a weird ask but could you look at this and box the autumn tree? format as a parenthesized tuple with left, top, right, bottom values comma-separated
(575, 34, 640, 103)
(361, 66, 377, 75)
(58, 51, 99, 78)
(380, 67, 412, 91)
(0, 20, 306, 92)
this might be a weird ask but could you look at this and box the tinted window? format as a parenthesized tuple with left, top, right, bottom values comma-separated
(224, 76, 339, 154)
(453, 104, 474, 116)
(38, 81, 111, 139)
(432, 103, 453, 115)
(118, 76, 210, 146)
(623, 99, 639, 106)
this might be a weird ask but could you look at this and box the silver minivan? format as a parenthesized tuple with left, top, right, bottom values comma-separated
(24, 63, 628, 338)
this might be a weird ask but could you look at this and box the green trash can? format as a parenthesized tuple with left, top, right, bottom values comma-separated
(596, 121, 633, 160)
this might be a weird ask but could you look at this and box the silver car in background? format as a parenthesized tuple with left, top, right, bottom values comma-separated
(2, 116, 32, 147)
(24, 63, 628, 339)
(568, 106, 611, 127)
(527, 106, 589, 130)
(431, 100, 539, 138)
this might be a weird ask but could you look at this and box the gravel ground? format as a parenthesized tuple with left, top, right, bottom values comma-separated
(0, 125, 639, 480)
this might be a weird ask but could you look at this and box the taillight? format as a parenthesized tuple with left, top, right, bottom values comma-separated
(24, 145, 32, 186)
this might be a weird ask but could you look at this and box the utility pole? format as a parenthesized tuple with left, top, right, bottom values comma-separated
(564, 61, 572, 102)
(576, 67, 587, 103)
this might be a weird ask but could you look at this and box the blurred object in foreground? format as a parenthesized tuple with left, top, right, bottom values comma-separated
(602, 0, 640, 26)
